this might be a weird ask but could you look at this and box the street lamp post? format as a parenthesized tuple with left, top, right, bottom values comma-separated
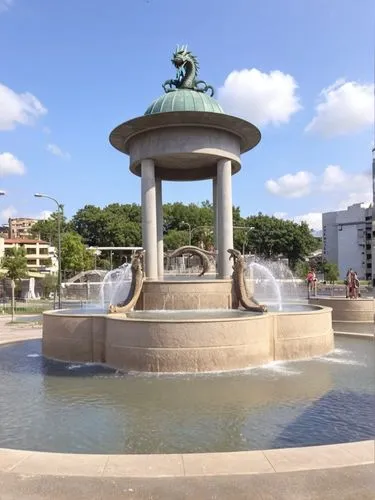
(181, 221, 192, 246)
(233, 226, 255, 255)
(34, 193, 63, 309)
(0, 191, 12, 317)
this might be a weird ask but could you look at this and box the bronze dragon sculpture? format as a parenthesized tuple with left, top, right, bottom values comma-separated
(169, 245, 215, 277)
(162, 45, 215, 96)
(228, 249, 267, 313)
(108, 249, 145, 313)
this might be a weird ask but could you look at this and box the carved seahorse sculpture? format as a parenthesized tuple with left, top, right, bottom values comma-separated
(169, 245, 214, 277)
(162, 45, 215, 96)
(108, 249, 145, 313)
(227, 249, 267, 313)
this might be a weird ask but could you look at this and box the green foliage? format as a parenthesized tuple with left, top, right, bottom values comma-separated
(163, 201, 214, 235)
(243, 214, 319, 265)
(163, 229, 189, 250)
(308, 253, 324, 273)
(41, 274, 57, 298)
(61, 232, 95, 274)
(33, 201, 321, 269)
(295, 261, 309, 279)
(323, 262, 339, 284)
(1, 247, 28, 281)
(30, 211, 69, 246)
(71, 204, 142, 247)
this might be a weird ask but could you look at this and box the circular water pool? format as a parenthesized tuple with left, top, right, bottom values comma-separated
(0, 336, 373, 454)
(49, 303, 316, 318)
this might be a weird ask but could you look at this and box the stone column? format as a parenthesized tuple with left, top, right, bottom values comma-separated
(212, 176, 220, 275)
(217, 159, 233, 279)
(156, 177, 164, 279)
(141, 159, 158, 280)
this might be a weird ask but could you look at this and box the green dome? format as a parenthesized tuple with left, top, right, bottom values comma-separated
(145, 89, 224, 115)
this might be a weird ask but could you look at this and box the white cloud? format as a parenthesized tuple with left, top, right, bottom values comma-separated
(270, 164, 372, 231)
(266, 165, 371, 204)
(0, 152, 26, 177)
(0, 205, 17, 224)
(0, 0, 13, 13)
(321, 165, 372, 208)
(305, 79, 374, 137)
(274, 210, 323, 232)
(0, 83, 47, 131)
(321, 164, 347, 191)
(218, 68, 302, 126)
(46, 143, 71, 160)
(273, 211, 288, 220)
(292, 212, 323, 232)
(337, 190, 372, 211)
(265, 171, 315, 198)
(39, 210, 53, 220)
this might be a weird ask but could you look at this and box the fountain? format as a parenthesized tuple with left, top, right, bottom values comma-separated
(42, 46, 334, 373)
(249, 262, 283, 311)
(99, 263, 132, 310)
(1, 46, 374, 467)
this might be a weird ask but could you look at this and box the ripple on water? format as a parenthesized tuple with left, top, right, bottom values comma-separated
(0, 336, 373, 454)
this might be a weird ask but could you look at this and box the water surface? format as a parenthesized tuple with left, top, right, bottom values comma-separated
(0, 337, 373, 454)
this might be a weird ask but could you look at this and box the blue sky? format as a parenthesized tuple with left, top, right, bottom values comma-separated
(0, 0, 373, 231)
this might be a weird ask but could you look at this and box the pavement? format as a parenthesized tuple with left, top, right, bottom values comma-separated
(0, 464, 375, 499)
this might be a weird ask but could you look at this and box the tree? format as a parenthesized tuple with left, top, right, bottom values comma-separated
(61, 232, 95, 276)
(30, 211, 69, 246)
(1, 247, 28, 281)
(41, 274, 58, 298)
(244, 214, 319, 265)
(163, 229, 189, 251)
(71, 203, 142, 247)
(295, 260, 309, 280)
(323, 262, 339, 284)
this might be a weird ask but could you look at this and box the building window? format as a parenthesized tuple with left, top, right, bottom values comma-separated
(28, 260, 37, 266)
(26, 248, 36, 255)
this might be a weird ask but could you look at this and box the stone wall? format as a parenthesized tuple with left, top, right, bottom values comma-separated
(42, 305, 334, 373)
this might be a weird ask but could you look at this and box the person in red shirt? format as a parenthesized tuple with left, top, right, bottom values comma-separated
(306, 268, 317, 298)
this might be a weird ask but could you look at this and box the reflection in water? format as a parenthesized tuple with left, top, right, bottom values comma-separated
(0, 337, 373, 454)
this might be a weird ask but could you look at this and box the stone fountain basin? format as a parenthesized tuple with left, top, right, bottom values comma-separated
(42, 304, 334, 373)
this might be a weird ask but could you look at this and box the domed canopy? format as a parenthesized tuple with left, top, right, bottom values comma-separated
(145, 89, 224, 115)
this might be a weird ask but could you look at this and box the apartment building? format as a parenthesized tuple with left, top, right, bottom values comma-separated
(8, 217, 39, 239)
(322, 203, 373, 280)
(1, 238, 57, 274)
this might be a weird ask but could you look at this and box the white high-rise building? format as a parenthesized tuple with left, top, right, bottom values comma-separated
(322, 203, 373, 280)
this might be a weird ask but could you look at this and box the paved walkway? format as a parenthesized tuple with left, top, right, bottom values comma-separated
(0, 464, 374, 499)
(0, 315, 42, 344)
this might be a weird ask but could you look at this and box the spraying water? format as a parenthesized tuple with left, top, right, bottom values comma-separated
(254, 258, 300, 302)
(248, 262, 283, 311)
(99, 264, 132, 309)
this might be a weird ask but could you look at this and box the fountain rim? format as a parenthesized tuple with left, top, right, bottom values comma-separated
(0, 439, 372, 477)
(109, 110, 261, 156)
(309, 296, 374, 302)
(43, 303, 332, 323)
